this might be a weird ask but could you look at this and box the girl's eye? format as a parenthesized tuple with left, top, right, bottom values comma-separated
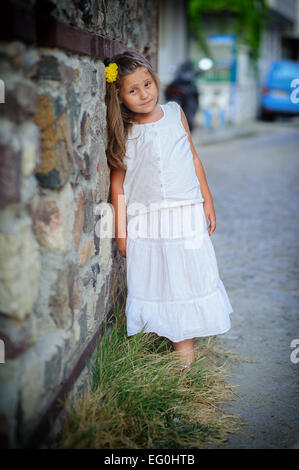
(129, 82, 151, 94)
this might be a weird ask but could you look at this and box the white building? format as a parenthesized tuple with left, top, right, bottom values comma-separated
(157, 0, 188, 102)
(258, 0, 299, 85)
(157, 0, 299, 126)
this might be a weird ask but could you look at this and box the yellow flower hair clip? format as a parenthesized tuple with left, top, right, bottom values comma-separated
(105, 63, 118, 83)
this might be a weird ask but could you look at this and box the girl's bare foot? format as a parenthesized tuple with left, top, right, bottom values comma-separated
(172, 338, 195, 367)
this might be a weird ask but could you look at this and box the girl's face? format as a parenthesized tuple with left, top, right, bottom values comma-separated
(119, 67, 158, 116)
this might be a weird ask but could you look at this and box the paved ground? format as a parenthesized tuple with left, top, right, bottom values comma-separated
(192, 119, 299, 449)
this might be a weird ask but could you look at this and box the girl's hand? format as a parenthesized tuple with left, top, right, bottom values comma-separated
(203, 199, 216, 236)
(117, 237, 127, 258)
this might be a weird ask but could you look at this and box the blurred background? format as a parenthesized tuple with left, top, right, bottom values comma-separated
(158, 0, 299, 130)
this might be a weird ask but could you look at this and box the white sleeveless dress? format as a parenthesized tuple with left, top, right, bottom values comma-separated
(123, 101, 233, 343)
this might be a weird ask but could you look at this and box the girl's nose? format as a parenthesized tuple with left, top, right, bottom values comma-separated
(140, 90, 149, 100)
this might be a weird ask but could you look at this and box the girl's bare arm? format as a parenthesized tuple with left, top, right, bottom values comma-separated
(110, 168, 127, 256)
(180, 107, 213, 203)
(180, 107, 216, 235)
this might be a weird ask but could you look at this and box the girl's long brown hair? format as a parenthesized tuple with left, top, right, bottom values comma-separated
(105, 51, 160, 171)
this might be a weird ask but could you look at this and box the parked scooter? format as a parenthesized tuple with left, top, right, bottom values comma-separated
(164, 61, 201, 131)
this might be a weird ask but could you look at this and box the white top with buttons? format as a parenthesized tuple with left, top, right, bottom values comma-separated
(123, 101, 204, 222)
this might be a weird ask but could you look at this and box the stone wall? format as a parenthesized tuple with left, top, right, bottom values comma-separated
(0, 0, 158, 448)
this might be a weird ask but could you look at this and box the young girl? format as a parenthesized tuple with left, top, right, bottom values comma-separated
(105, 51, 233, 368)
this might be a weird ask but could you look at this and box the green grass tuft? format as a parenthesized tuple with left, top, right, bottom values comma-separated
(54, 279, 242, 449)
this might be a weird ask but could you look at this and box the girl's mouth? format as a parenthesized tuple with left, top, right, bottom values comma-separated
(141, 99, 152, 105)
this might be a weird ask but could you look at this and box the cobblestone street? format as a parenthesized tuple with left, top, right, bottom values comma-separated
(192, 121, 299, 449)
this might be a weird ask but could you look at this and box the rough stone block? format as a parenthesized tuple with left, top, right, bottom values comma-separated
(95, 278, 108, 324)
(34, 96, 73, 189)
(59, 62, 74, 86)
(98, 237, 112, 274)
(32, 182, 74, 251)
(21, 49, 40, 79)
(56, 111, 74, 170)
(91, 263, 101, 289)
(85, 295, 96, 336)
(53, 96, 65, 119)
(0, 213, 40, 321)
(82, 270, 93, 287)
(68, 85, 81, 143)
(78, 305, 87, 346)
(0, 314, 38, 360)
(15, 82, 38, 115)
(91, 100, 106, 138)
(1, 83, 38, 123)
(81, 262, 100, 290)
(82, 151, 91, 179)
(0, 144, 21, 209)
(56, 182, 75, 251)
(79, 240, 94, 267)
(42, 343, 63, 392)
(73, 192, 85, 250)
(83, 189, 94, 234)
(19, 122, 40, 177)
(48, 267, 73, 329)
(34, 56, 61, 81)
(67, 260, 76, 314)
(72, 319, 80, 343)
(32, 199, 64, 250)
(97, 61, 106, 101)
(72, 277, 83, 312)
(95, 138, 110, 203)
(94, 209, 100, 256)
(78, 111, 91, 148)
(19, 348, 43, 436)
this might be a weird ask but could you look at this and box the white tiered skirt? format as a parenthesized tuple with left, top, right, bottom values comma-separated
(125, 202, 233, 343)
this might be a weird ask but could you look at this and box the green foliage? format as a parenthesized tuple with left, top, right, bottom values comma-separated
(54, 283, 241, 449)
(187, 0, 271, 63)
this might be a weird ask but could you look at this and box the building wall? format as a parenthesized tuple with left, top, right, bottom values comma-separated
(266, 0, 297, 23)
(257, 0, 298, 99)
(157, 0, 188, 100)
(0, 0, 158, 449)
(188, 13, 258, 125)
(258, 24, 283, 85)
(188, 3, 298, 126)
(294, 0, 299, 35)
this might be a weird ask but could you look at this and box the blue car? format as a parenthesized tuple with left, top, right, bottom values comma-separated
(260, 60, 299, 120)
